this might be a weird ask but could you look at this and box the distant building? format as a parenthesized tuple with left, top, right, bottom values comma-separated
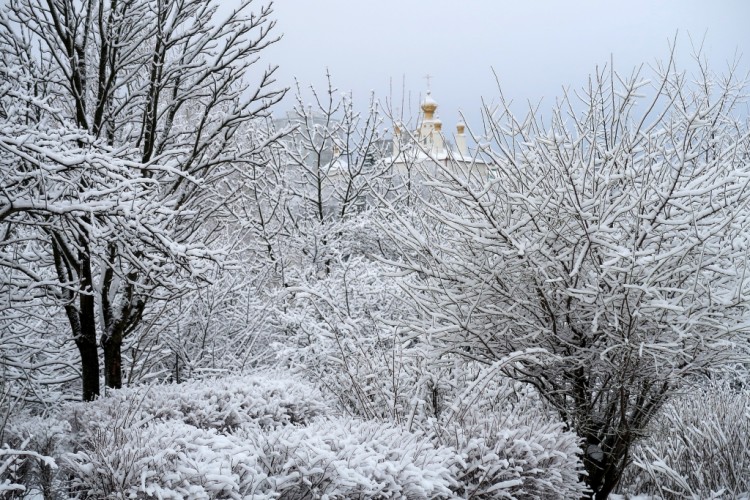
(314, 90, 489, 212)
(385, 90, 490, 180)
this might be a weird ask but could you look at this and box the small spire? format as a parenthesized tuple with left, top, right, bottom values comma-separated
(456, 122, 468, 156)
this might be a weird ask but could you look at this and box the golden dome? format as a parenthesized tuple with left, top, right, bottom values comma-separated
(421, 91, 438, 116)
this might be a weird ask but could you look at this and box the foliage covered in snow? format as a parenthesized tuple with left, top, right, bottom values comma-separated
(66, 421, 269, 499)
(250, 419, 458, 499)
(2, 0, 749, 495)
(435, 376, 588, 499)
(1, 416, 67, 498)
(69, 374, 333, 433)
(620, 380, 750, 499)
(2, 372, 594, 499)
(59, 375, 458, 499)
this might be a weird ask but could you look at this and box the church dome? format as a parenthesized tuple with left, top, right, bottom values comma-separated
(421, 91, 438, 115)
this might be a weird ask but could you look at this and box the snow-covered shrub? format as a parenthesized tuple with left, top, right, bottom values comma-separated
(2, 415, 68, 499)
(63, 382, 461, 500)
(59, 374, 336, 498)
(0, 387, 60, 498)
(248, 418, 459, 499)
(445, 417, 587, 500)
(620, 381, 750, 499)
(69, 373, 332, 434)
(67, 415, 460, 499)
(434, 374, 588, 499)
(1, 441, 31, 498)
(122, 267, 279, 386)
(61, 372, 457, 498)
(65, 420, 272, 499)
(46, 368, 592, 499)
(275, 254, 432, 423)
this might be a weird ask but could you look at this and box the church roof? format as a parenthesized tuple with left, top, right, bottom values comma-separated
(384, 147, 488, 165)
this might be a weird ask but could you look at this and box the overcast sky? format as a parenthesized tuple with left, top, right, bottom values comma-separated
(261, 0, 749, 132)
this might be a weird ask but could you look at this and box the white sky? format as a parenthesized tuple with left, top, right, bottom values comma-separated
(1, 0, 745, 132)
(261, 0, 750, 132)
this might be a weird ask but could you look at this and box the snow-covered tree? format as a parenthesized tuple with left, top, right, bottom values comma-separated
(256, 77, 393, 283)
(386, 55, 750, 498)
(0, 0, 284, 400)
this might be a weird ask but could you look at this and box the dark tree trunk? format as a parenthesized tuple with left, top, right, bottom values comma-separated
(67, 285, 100, 402)
(53, 235, 101, 402)
(75, 331, 100, 402)
(78, 254, 100, 401)
(581, 455, 615, 500)
(61, 292, 100, 401)
(101, 250, 144, 391)
(594, 481, 618, 500)
(102, 334, 122, 389)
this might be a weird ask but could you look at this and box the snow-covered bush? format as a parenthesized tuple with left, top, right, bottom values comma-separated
(69, 373, 333, 434)
(61, 374, 331, 498)
(0, 388, 58, 498)
(1, 416, 67, 499)
(434, 374, 588, 499)
(62, 375, 463, 500)
(249, 418, 459, 499)
(3, 369, 594, 499)
(620, 381, 750, 499)
(65, 420, 271, 499)
(1, 440, 33, 498)
(275, 252, 434, 423)
(65, 416, 461, 500)
(445, 417, 587, 499)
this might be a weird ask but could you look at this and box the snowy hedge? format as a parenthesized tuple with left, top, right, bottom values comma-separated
(61, 374, 461, 499)
(620, 381, 750, 499)
(66, 420, 269, 499)
(251, 419, 458, 499)
(66, 417, 459, 499)
(5, 372, 594, 498)
(68, 373, 333, 433)
(434, 379, 588, 499)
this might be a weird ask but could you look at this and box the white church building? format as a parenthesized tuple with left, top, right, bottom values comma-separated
(385, 90, 490, 181)
(317, 89, 492, 213)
